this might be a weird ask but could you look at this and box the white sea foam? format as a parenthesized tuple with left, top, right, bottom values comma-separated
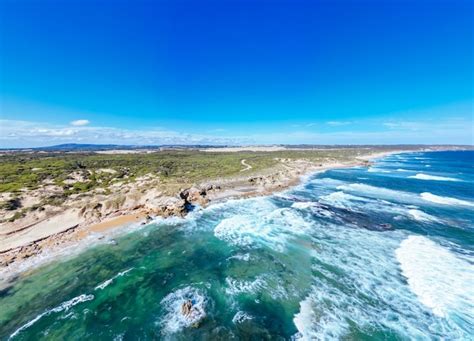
(95, 268, 133, 290)
(309, 177, 346, 187)
(421, 192, 474, 207)
(214, 215, 262, 248)
(396, 168, 411, 172)
(232, 311, 253, 324)
(336, 183, 416, 203)
(225, 276, 266, 296)
(291, 219, 474, 339)
(228, 253, 251, 261)
(159, 286, 207, 334)
(320, 190, 416, 218)
(9, 294, 94, 339)
(368, 167, 390, 173)
(407, 209, 440, 223)
(291, 201, 335, 219)
(213, 199, 312, 251)
(396, 236, 474, 322)
(292, 294, 320, 340)
(291, 202, 314, 210)
(409, 173, 460, 181)
(319, 191, 368, 211)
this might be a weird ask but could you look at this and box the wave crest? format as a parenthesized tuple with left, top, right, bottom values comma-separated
(409, 173, 460, 181)
(420, 192, 474, 207)
(395, 235, 474, 325)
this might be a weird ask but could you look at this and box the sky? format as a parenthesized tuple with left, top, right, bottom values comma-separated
(0, 0, 472, 147)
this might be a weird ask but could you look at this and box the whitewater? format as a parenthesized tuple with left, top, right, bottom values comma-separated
(1, 150, 473, 340)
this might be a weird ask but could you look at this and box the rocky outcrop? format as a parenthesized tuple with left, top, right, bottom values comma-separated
(145, 196, 187, 217)
(179, 187, 209, 206)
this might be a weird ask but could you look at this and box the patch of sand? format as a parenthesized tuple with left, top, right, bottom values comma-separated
(0, 209, 84, 252)
(202, 146, 287, 152)
(87, 213, 146, 234)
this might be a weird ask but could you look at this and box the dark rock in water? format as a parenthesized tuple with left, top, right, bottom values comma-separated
(329, 207, 394, 231)
(141, 214, 153, 225)
(378, 223, 392, 230)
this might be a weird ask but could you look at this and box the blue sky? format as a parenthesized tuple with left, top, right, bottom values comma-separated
(0, 0, 472, 147)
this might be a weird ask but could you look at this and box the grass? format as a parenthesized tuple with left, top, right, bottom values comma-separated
(0, 148, 397, 196)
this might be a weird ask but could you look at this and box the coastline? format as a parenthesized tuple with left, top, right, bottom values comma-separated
(0, 148, 452, 280)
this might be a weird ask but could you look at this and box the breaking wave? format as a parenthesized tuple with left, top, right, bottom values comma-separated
(368, 167, 391, 173)
(225, 276, 266, 296)
(409, 173, 460, 181)
(95, 268, 133, 290)
(232, 311, 253, 324)
(336, 183, 416, 203)
(214, 202, 312, 251)
(396, 236, 474, 331)
(420, 192, 474, 207)
(9, 294, 94, 339)
(407, 209, 440, 223)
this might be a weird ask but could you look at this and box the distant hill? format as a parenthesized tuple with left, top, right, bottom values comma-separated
(1, 143, 472, 152)
(38, 143, 133, 151)
(0, 143, 230, 152)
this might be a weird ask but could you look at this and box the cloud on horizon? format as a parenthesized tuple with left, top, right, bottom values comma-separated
(0, 120, 249, 147)
(70, 119, 90, 126)
(0, 116, 472, 148)
(326, 121, 353, 126)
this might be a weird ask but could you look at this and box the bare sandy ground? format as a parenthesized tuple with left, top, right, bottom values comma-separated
(95, 149, 156, 154)
(0, 209, 84, 253)
(87, 213, 147, 233)
(201, 146, 375, 152)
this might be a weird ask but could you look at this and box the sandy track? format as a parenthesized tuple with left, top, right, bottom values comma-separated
(240, 159, 252, 171)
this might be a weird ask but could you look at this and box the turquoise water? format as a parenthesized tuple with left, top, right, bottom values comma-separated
(1, 151, 473, 340)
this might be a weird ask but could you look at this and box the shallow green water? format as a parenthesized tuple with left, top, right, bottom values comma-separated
(1, 211, 313, 340)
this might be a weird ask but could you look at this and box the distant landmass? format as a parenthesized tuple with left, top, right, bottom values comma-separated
(0, 143, 227, 152)
(1, 143, 472, 152)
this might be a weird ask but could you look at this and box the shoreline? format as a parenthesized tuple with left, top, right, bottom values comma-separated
(0, 148, 457, 281)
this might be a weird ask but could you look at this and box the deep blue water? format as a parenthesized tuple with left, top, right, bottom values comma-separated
(1, 151, 473, 340)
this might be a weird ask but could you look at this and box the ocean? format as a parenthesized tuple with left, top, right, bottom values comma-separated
(1, 150, 473, 340)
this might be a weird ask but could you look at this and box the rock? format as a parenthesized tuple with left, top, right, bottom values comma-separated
(145, 196, 187, 217)
(379, 223, 392, 230)
(179, 187, 208, 206)
(204, 184, 221, 191)
(0, 252, 16, 266)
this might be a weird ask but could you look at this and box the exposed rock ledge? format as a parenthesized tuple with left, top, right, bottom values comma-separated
(0, 185, 215, 267)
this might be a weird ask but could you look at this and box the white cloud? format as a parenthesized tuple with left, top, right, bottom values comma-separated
(0, 120, 248, 148)
(326, 121, 352, 126)
(70, 119, 90, 126)
(0, 113, 472, 148)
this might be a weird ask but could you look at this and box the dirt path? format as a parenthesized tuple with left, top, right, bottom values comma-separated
(240, 159, 252, 172)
